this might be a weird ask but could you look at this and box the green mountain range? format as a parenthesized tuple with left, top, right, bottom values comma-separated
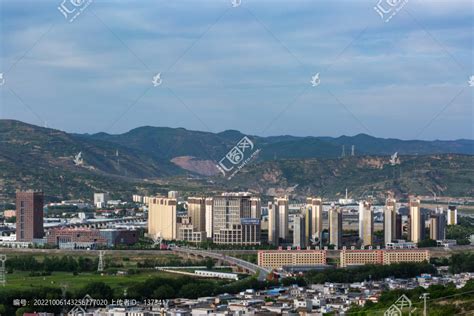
(0, 119, 472, 201)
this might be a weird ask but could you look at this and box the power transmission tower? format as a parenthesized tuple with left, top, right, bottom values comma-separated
(0, 254, 6, 287)
(97, 251, 105, 272)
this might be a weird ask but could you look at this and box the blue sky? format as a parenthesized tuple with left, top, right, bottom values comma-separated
(0, 0, 472, 140)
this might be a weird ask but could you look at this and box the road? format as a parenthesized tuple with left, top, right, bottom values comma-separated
(170, 247, 271, 281)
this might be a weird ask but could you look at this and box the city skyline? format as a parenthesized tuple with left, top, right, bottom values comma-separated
(0, 0, 472, 140)
(0, 1, 473, 314)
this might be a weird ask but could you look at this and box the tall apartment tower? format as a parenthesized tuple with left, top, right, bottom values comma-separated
(268, 201, 279, 246)
(362, 204, 374, 246)
(306, 197, 323, 240)
(205, 197, 213, 238)
(409, 198, 423, 243)
(304, 207, 312, 244)
(16, 190, 44, 242)
(293, 214, 306, 248)
(187, 197, 206, 233)
(359, 200, 372, 240)
(384, 198, 399, 245)
(359, 201, 374, 239)
(250, 197, 262, 219)
(275, 196, 289, 241)
(212, 193, 260, 245)
(447, 206, 457, 225)
(430, 214, 446, 241)
(329, 206, 343, 248)
(148, 197, 178, 240)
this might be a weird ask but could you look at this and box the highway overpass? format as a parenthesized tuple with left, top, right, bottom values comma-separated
(171, 247, 271, 281)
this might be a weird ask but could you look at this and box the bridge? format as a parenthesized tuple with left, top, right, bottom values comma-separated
(44, 217, 144, 230)
(171, 247, 271, 281)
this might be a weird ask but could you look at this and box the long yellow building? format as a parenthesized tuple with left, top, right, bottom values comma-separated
(340, 249, 429, 268)
(258, 249, 327, 270)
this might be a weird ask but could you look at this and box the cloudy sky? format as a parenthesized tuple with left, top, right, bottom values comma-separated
(0, 0, 472, 140)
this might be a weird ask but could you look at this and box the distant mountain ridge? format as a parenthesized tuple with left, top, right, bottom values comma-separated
(0, 119, 473, 200)
(84, 125, 474, 160)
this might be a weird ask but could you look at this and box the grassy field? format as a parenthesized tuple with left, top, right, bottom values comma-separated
(1, 250, 220, 295)
(4, 270, 184, 292)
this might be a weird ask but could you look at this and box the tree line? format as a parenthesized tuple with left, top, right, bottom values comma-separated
(305, 262, 436, 284)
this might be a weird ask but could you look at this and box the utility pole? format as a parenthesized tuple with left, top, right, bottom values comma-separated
(420, 293, 429, 316)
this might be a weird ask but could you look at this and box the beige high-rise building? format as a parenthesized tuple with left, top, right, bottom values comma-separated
(205, 197, 213, 238)
(268, 201, 279, 246)
(306, 197, 323, 239)
(362, 204, 374, 246)
(304, 207, 312, 244)
(275, 197, 289, 241)
(148, 197, 178, 240)
(359, 200, 371, 239)
(329, 206, 343, 248)
(447, 206, 457, 225)
(187, 197, 206, 232)
(409, 198, 422, 243)
(429, 214, 446, 241)
(384, 198, 398, 245)
(212, 193, 260, 245)
(293, 214, 306, 248)
(250, 197, 262, 219)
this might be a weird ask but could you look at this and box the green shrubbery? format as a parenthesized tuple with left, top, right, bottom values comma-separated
(305, 262, 436, 284)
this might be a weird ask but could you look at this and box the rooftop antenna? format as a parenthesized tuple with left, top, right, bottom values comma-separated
(0, 254, 6, 287)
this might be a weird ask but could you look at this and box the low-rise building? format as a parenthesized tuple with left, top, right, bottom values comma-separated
(258, 249, 327, 270)
(99, 228, 139, 247)
(46, 228, 108, 249)
(340, 249, 430, 267)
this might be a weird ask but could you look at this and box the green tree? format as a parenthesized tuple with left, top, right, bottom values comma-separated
(78, 282, 114, 300)
(153, 285, 175, 299)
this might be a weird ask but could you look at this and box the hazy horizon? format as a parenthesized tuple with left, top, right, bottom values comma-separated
(3, 118, 474, 142)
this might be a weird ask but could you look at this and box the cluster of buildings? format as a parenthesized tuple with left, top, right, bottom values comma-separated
(147, 192, 261, 245)
(2, 189, 462, 255)
(145, 191, 459, 250)
(0, 191, 140, 249)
